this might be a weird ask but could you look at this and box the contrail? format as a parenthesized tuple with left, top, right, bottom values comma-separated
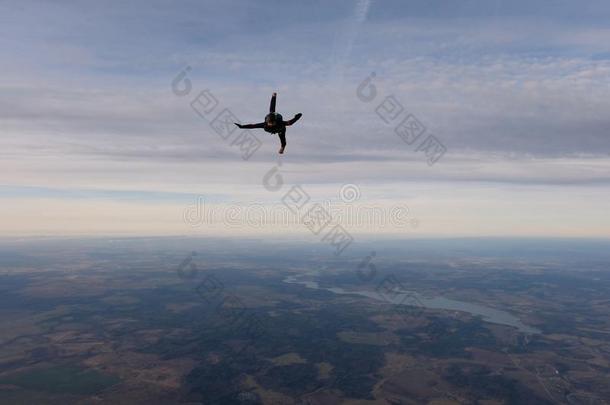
(330, 0, 372, 82)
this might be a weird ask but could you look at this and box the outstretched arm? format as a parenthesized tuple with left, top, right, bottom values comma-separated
(269, 92, 277, 113)
(284, 113, 302, 126)
(235, 122, 265, 129)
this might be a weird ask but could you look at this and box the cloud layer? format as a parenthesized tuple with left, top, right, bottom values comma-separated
(1, 0, 609, 237)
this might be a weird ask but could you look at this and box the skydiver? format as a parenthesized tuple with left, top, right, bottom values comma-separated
(234, 92, 302, 154)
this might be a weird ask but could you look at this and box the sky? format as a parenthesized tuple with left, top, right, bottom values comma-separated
(1, 0, 609, 238)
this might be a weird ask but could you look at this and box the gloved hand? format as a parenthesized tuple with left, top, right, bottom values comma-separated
(234, 123, 244, 129)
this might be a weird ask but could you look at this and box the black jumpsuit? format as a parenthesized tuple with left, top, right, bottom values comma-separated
(237, 93, 302, 150)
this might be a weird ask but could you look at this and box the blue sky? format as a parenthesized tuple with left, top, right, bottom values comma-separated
(1, 0, 609, 237)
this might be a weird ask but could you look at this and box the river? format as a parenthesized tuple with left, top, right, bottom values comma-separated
(283, 275, 541, 334)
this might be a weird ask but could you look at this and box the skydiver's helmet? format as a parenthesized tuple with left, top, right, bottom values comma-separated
(265, 112, 283, 127)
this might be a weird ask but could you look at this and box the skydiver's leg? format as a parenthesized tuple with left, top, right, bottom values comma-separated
(278, 129, 286, 154)
(269, 92, 276, 113)
(284, 113, 302, 126)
